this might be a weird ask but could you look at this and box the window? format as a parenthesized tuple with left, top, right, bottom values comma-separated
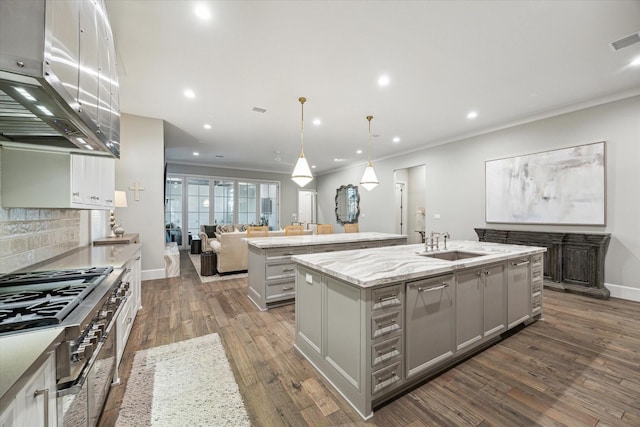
(187, 178, 210, 243)
(165, 174, 279, 237)
(237, 182, 257, 224)
(213, 180, 234, 224)
(165, 177, 183, 245)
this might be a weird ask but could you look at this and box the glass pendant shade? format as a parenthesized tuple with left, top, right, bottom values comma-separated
(360, 162, 379, 191)
(292, 97, 313, 187)
(292, 153, 313, 187)
(360, 115, 379, 191)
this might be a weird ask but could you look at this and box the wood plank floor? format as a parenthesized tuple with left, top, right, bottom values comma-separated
(100, 251, 640, 426)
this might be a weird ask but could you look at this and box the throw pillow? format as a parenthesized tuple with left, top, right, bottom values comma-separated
(203, 225, 216, 238)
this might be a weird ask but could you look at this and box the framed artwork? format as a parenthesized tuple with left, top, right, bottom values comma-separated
(485, 141, 605, 225)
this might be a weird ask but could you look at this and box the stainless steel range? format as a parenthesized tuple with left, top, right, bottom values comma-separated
(0, 266, 129, 426)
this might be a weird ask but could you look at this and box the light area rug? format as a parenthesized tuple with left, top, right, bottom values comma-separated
(188, 252, 248, 282)
(115, 334, 251, 427)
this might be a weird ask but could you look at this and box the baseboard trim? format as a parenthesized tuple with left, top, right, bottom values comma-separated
(605, 282, 640, 302)
(142, 268, 166, 281)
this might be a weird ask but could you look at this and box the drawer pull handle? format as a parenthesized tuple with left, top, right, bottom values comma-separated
(282, 268, 295, 272)
(282, 286, 294, 291)
(377, 294, 397, 302)
(418, 282, 449, 292)
(512, 260, 530, 266)
(73, 192, 80, 197)
(377, 320, 396, 329)
(377, 372, 396, 383)
(378, 346, 397, 355)
(34, 388, 49, 426)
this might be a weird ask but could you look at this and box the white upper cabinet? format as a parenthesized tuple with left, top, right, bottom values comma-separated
(1, 147, 115, 209)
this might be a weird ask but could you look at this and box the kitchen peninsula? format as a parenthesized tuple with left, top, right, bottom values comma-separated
(247, 232, 407, 310)
(292, 241, 545, 419)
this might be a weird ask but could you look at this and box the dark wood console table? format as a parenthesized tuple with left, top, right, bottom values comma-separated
(475, 228, 611, 299)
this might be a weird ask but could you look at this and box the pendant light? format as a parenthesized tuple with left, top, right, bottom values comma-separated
(360, 115, 379, 191)
(291, 97, 313, 187)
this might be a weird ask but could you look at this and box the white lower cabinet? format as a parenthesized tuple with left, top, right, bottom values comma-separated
(114, 250, 142, 378)
(507, 257, 532, 328)
(8, 352, 57, 427)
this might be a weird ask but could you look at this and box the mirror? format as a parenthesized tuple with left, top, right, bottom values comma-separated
(335, 184, 360, 224)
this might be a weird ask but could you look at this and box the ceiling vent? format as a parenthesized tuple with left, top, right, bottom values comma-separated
(610, 32, 640, 51)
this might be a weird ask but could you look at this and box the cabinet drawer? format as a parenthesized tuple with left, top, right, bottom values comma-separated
(371, 335, 402, 368)
(347, 241, 378, 250)
(371, 284, 402, 311)
(265, 247, 308, 258)
(371, 310, 402, 339)
(371, 360, 402, 395)
(532, 280, 543, 294)
(532, 293, 542, 313)
(266, 261, 297, 280)
(266, 280, 295, 299)
(531, 255, 543, 269)
(309, 244, 346, 254)
(531, 267, 543, 283)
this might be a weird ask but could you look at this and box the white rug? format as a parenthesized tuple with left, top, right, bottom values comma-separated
(188, 252, 248, 282)
(116, 334, 251, 427)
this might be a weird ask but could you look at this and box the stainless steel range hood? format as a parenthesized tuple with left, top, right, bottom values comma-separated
(0, 0, 120, 157)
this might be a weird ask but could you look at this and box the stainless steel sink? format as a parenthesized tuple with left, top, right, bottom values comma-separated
(420, 250, 486, 261)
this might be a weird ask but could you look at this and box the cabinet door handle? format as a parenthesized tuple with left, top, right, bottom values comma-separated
(377, 294, 397, 302)
(512, 261, 530, 266)
(376, 319, 397, 329)
(282, 267, 295, 272)
(418, 282, 449, 292)
(34, 388, 49, 426)
(282, 286, 294, 291)
(376, 371, 397, 383)
(475, 272, 483, 277)
(485, 271, 491, 275)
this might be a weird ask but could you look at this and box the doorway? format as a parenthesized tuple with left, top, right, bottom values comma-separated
(394, 165, 426, 244)
(297, 189, 317, 228)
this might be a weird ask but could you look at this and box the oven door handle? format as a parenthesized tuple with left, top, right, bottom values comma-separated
(58, 296, 127, 397)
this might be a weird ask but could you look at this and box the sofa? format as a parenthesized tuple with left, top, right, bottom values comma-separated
(198, 225, 311, 274)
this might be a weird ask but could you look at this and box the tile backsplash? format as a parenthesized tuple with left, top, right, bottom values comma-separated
(0, 208, 82, 273)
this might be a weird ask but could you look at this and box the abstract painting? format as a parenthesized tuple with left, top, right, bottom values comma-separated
(485, 141, 605, 225)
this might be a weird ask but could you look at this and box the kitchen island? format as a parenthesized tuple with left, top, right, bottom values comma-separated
(292, 240, 545, 419)
(247, 232, 407, 310)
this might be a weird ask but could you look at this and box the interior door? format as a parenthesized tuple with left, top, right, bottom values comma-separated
(298, 189, 316, 228)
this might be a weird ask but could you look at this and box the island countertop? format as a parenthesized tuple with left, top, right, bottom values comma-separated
(246, 232, 407, 249)
(292, 240, 547, 288)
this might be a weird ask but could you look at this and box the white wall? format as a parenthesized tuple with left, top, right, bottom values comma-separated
(316, 96, 640, 300)
(116, 114, 166, 280)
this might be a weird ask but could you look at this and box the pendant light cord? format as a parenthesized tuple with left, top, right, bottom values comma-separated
(367, 115, 373, 166)
(299, 97, 306, 156)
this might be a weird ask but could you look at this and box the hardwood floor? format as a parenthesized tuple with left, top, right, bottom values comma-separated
(100, 251, 640, 426)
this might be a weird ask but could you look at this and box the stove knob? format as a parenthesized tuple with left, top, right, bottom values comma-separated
(83, 343, 94, 359)
(101, 310, 113, 322)
(91, 328, 102, 341)
(88, 334, 98, 345)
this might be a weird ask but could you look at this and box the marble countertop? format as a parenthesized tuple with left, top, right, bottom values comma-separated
(0, 243, 142, 410)
(292, 240, 547, 288)
(246, 232, 407, 249)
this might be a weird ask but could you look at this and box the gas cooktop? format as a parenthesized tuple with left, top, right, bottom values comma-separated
(0, 267, 114, 333)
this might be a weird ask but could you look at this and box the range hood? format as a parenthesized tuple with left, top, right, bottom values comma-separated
(0, 0, 120, 157)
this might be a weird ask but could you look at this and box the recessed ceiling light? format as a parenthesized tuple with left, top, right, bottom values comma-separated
(203, 124, 212, 129)
(356, 149, 363, 154)
(334, 158, 345, 162)
(467, 111, 478, 119)
(311, 165, 317, 169)
(193, 152, 199, 156)
(194, 4, 211, 20)
(313, 118, 321, 126)
(393, 137, 400, 143)
(631, 56, 640, 66)
(184, 89, 195, 99)
(378, 75, 390, 86)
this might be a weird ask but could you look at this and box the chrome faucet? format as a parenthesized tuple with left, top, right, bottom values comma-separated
(426, 231, 440, 251)
(442, 232, 450, 250)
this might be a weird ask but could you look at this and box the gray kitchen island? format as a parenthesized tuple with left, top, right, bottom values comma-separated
(292, 240, 546, 419)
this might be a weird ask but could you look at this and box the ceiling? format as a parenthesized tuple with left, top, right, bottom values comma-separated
(105, 0, 640, 176)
